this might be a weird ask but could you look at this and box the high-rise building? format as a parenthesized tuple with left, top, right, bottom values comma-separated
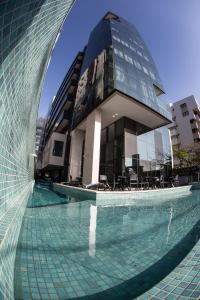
(69, 12, 172, 185)
(41, 12, 172, 184)
(0, 1, 75, 298)
(168, 95, 200, 165)
(41, 51, 84, 181)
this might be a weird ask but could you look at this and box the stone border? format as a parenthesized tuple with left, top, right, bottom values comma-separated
(52, 183, 200, 201)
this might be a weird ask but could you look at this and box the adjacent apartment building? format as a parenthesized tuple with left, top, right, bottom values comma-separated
(40, 12, 172, 184)
(35, 118, 46, 156)
(168, 95, 200, 152)
(41, 52, 84, 181)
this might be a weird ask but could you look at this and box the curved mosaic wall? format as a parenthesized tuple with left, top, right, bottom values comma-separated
(0, 1, 75, 298)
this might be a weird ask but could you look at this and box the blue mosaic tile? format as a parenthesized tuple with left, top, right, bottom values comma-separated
(14, 185, 200, 299)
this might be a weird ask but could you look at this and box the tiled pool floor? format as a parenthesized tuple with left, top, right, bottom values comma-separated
(14, 185, 200, 299)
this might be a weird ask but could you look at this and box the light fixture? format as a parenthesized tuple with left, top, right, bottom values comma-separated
(112, 113, 118, 118)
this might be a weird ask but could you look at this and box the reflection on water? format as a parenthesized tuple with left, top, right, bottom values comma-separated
(166, 207, 173, 245)
(89, 205, 97, 257)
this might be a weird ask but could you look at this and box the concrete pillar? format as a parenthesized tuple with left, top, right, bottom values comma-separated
(69, 129, 85, 180)
(83, 110, 101, 185)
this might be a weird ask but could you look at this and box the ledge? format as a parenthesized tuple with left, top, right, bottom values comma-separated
(53, 183, 193, 203)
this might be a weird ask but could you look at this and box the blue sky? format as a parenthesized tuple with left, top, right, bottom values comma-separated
(38, 0, 200, 117)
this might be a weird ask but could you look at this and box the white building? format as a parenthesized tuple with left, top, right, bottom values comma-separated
(168, 95, 200, 155)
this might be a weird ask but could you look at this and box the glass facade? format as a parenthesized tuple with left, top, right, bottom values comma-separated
(73, 12, 171, 129)
(72, 12, 172, 179)
(0, 1, 75, 298)
(100, 118, 171, 179)
(111, 17, 170, 119)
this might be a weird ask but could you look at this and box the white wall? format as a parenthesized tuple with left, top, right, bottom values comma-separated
(69, 129, 85, 180)
(42, 132, 66, 168)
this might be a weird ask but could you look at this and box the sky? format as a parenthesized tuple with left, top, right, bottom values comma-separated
(38, 0, 200, 117)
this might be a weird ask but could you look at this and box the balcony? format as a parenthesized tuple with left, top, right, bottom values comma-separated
(170, 130, 179, 137)
(55, 110, 71, 133)
(171, 134, 180, 146)
(193, 131, 200, 140)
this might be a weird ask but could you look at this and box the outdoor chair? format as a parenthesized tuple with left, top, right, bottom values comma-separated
(159, 175, 171, 188)
(138, 176, 149, 190)
(99, 175, 111, 191)
(76, 177, 82, 186)
(129, 174, 139, 190)
(84, 183, 99, 190)
(117, 176, 130, 191)
(171, 175, 179, 187)
(146, 177, 158, 189)
(111, 176, 120, 191)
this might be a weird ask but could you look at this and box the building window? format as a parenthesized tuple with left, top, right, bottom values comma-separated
(149, 71, 156, 80)
(52, 140, 64, 157)
(134, 60, 142, 70)
(130, 45, 136, 52)
(141, 80, 148, 97)
(124, 54, 133, 64)
(113, 35, 120, 42)
(194, 138, 200, 142)
(121, 40, 129, 47)
(182, 111, 189, 117)
(143, 66, 149, 75)
(115, 65, 125, 82)
(190, 119, 195, 123)
(114, 47, 123, 58)
(172, 116, 176, 121)
(180, 103, 187, 108)
(139, 43, 144, 49)
(137, 50, 143, 57)
(192, 128, 198, 133)
(148, 86, 154, 100)
(111, 27, 119, 33)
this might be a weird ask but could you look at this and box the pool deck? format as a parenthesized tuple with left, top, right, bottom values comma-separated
(53, 182, 200, 201)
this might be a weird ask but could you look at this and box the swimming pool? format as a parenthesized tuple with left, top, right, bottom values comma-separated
(14, 184, 200, 299)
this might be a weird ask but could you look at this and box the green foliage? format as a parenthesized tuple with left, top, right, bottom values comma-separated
(174, 146, 200, 168)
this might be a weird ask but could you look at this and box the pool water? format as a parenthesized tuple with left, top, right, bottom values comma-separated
(14, 185, 200, 299)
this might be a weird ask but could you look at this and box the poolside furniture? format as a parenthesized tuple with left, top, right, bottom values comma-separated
(159, 175, 172, 188)
(146, 177, 159, 189)
(99, 175, 111, 191)
(111, 176, 120, 191)
(117, 176, 130, 191)
(61, 182, 70, 185)
(76, 177, 82, 186)
(84, 183, 100, 190)
(138, 176, 149, 190)
(129, 174, 139, 190)
(170, 175, 179, 187)
(82, 176, 111, 191)
(68, 177, 83, 187)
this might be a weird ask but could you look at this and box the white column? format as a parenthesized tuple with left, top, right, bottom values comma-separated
(69, 129, 85, 180)
(83, 109, 101, 185)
